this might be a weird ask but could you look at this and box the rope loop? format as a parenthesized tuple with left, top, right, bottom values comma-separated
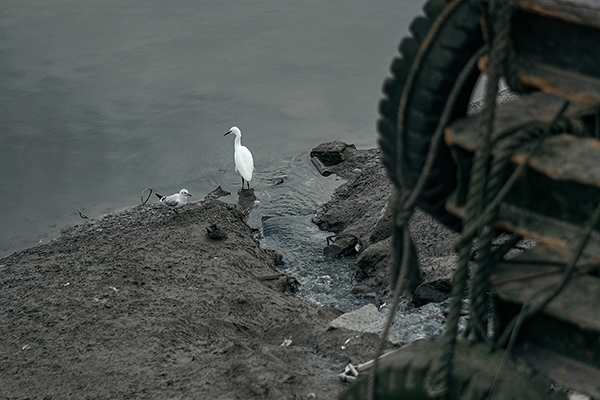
(141, 188, 154, 205)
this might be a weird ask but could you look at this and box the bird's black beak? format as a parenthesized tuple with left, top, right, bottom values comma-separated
(187, 193, 193, 197)
(224, 130, 232, 136)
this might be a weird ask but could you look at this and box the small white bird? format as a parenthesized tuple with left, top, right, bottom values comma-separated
(224, 126, 254, 190)
(155, 188, 192, 214)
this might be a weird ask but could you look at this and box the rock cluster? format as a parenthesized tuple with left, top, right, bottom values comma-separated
(311, 142, 458, 307)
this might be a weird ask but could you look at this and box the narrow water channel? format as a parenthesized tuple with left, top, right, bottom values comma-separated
(246, 154, 454, 343)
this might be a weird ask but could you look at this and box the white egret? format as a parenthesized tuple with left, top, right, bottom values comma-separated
(224, 126, 254, 190)
(155, 188, 192, 214)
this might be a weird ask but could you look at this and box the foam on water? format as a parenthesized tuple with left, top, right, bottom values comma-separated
(249, 154, 454, 343)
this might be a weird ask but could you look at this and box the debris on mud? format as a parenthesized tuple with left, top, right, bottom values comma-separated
(0, 186, 397, 399)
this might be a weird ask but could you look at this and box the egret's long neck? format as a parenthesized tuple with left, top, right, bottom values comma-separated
(234, 134, 242, 148)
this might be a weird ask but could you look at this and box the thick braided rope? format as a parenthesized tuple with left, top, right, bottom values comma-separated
(467, 127, 543, 342)
(427, 0, 515, 396)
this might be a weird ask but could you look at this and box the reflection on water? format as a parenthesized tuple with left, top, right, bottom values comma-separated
(1, 0, 425, 258)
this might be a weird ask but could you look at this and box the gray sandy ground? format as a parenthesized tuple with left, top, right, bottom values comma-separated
(1, 188, 398, 400)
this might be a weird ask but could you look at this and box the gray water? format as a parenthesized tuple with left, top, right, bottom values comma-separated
(0, 0, 428, 257)
(2, 0, 459, 344)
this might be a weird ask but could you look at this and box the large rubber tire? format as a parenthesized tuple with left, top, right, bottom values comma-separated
(378, 0, 485, 231)
(339, 339, 563, 400)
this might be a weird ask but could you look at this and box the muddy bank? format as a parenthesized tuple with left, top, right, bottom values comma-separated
(1, 187, 404, 400)
(1, 138, 460, 399)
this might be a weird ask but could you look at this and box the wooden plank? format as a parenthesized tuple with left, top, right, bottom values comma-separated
(518, 0, 600, 29)
(514, 344, 600, 398)
(446, 93, 600, 253)
(447, 199, 600, 265)
(515, 134, 600, 186)
(488, 0, 600, 102)
(446, 93, 600, 226)
(491, 252, 600, 333)
(445, 92, 595, 153)
(517, 63, 600, 105)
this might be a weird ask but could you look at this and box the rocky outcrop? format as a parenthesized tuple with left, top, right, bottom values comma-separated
(311, 142, 458, 304)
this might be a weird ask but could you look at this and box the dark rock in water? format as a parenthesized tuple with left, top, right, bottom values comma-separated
(204, 186, 231, 201)
(280, 275, 300, 293)
(310, 141, 356, 167)
(274, 253, 285, 266)
(353, 239, 393, 295)
(412, 279, 453, 307)
(206, 223, 228, 240)
(237, 188, 257, 213)
(323, 234, 362, 258)
(312, 142, 458, 300)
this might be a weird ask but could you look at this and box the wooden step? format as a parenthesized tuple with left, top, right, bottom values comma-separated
(445, 92, 600, 258)
(490, 0, 600, 104)
(490, 245, 600, 369)
(514, 343, 600, 398)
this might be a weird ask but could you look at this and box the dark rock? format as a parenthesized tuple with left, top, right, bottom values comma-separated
(355, 239, 391, 277)
(323, 234, 361, 259)
(204, 186, 231, 201)
(237, 188, 257, 212)
(274, 253, 285, 266)
(280, 275, 299, 293)
(369, 195, 394, 244)
(412, 279, 453, 307)
(206, 223, 228, 240)
(310, 141, 357, 167)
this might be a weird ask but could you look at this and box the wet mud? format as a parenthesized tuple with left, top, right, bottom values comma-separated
(1, 184, 399, 399)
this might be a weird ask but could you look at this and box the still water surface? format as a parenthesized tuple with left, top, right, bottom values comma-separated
(1, 0, 426, 257)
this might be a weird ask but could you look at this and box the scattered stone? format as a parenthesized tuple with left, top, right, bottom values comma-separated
(328, 304, 401, 344)
(412, 279, 453, 307)
(206, 224, 228, 240)
(355, 239, 391, 278)
(274, 253, 285, 266)
(280, 275, 300, 293)
(256, 274, 299, 293)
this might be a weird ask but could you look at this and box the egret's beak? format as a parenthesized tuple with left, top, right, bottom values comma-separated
(187, 193, 193, 197)
(224, 130, 232, 136)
